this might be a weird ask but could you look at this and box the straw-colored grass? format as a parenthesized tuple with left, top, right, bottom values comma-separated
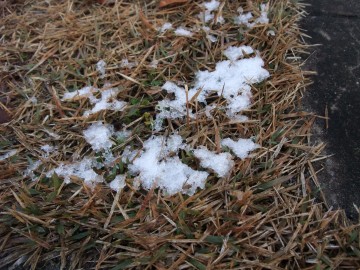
(0, 0, 359, 269)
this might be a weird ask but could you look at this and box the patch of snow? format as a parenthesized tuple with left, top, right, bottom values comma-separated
(121, 145, 138, 163)
(109, 174, 126, 191)
(29, 96, 38, 104)
(128, 135, 209, 195)
(149, 59, 159, 69)
(24, 160, 42, 181)
(193, 147, 234, 177)
(155, 46, 269, 129)
(202, 26, 217, 42)
(203, 0, 220, 12)
(174, 27, 193, 37)
(83, 121, 114, 151)
(267, 30, 275, 36)
(62, 86, 98, 101)
(0, 149, 17, 161)
(115, 129, 131, 141)
(40, 144, 56, 158)
(158, 22, 173, 33)
(223, 45, 254, 61)
(221, 138, 259, 159)
(96, 59, 106, 78)
(47, 157, 103, 186)
(257, 4, 270, 25)
(235, 3, 269, 28)
(84, 87, 127, 117)
(199, 0, 223, 24)
(120, 59, 137, 69)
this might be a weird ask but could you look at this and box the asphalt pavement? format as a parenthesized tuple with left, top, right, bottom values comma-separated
(302, 0, 360, 219)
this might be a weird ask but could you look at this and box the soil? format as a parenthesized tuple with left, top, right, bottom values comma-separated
(302, 0, 360, 219)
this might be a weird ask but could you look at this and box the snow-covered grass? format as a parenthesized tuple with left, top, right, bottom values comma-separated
(3, 1, 354, 270)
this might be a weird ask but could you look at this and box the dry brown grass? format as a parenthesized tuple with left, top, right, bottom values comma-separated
(0, 0, 359, 269)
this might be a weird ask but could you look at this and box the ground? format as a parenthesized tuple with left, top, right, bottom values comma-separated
(302, 0, 360, 219)
(0, 0, 359, 269)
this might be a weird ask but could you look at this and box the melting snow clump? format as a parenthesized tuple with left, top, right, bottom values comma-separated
(120, 59, 137, 68)
(199, 0, 224, 24)
(96, 60, 106, 78)
(155, 45, 269, 129)
(193, 147, 234, 177)
(47, 157, 103, 186)
(128, 135, 209, 195)
(174, 27, 193, 37)
(109, 175, 126, 191)
(235, 4, 269, 28)
(62, 85, 127, 117)
(84, 87, 127, 117)
(221, 138, 259, 159)
(83, 121, 114, 151)
(158, 22, 173, 33)
(0, 149, 18, 161)
(62, 86, 98, 101)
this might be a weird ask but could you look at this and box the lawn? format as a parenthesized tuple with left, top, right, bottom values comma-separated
(0, 0, 359, 269)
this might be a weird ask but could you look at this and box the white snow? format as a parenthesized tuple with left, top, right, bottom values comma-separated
(193, 147, 234, 177)
(155, 46, 269, 129)
(121, 145, 138, 163)
(158, 22, 173, 33)
(0, 149, 17, 161)
(84, 87, 127, 117)
(109, 174, 126, 191)
(267, 30, 275, 36)
(174, 27, 193, 37)
(257, 4, 270, 25)
(149, 60, 159, 69)
(235, 3, 269, 28)
(223, 45, 254, 61)
(24, 160, 42, 181)
(96, 59, 106, 78)
(62, 86, 98, 101)
(40, 144, 55, 158)
(128, 135, 209, 195)
(62, 85, 127, 117)
(199, 0, 223, 24)
(47, 157, 103, 186)
(221, 138, 259, 159)
(202, 26, 217, 42)
(203, 0, 220, 12)
(120, 59, 137, 68)
(83, 121, 114, 151)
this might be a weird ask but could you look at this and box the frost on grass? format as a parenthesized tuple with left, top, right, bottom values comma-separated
(47, 157, 103, 186)
(155, 45, 270, 129)
(174, 27, 193, 37)
(96, 59, 106, 78)
(193, 147, 234, 177)
(235, 4, 269, 28)
(128, 135, 209, 195)
(83, 121, 114, 151)
(221, 138, 259, 159)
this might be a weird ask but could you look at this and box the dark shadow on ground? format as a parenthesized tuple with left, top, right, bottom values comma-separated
(302, 0, 360, 219)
